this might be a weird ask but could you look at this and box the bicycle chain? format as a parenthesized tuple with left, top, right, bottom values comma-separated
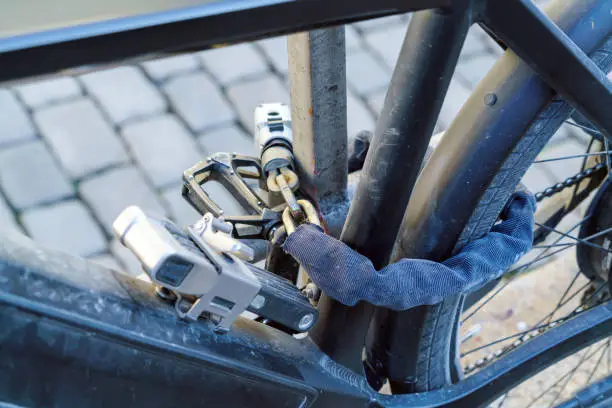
(534, 162, 607, 202)
(464, 163, 610, 375)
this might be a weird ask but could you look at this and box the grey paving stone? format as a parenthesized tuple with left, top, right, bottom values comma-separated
(14, 77, 81, 108)
(0, 141, 74, 210)
(345, 26, 362, 51)
(226, 75, 289, 133)
(347, 50, 391, 96)
(0, 89, 36, 147)
(437, 78, 472, 129)
(354, 15, 406, 32)
(0, 193, 19, 232)
(80, 66, 167, 125)
(141, 54, 200, 82)
(21, 200, 107, 257)
(34, 99, 129, 179)
(161, 185, 202, 228)
(122, 115, 201, 188)
(536, 138, 587, 183)
(461, 28, 489, 58)
(456, 53, 498, 90)
(522, 165, 555, 194)
(257, 36, 289, 74)
(80, 166, 168, 233)
(199, 44, 268, 85)
(474, 26, 505, 58)
(198, 125, 257, 157)
(363, 25, 407, 69)
(366, 89, 387, 117)
(164, 72, 235, 133)
(89, 253, 123, 271)
(347, 90, 375, 141)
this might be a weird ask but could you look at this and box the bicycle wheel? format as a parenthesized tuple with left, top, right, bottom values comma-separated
(379, 0, 612, 404)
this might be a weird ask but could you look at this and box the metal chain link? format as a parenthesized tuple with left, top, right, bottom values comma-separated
(534, 162, 606, 202)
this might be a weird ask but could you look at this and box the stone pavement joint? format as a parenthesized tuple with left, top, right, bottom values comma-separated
(164, 72, 235, 133)
(0, 193, 19, 231)
(0, 15, 569, 270)
(14, 76, 82, 108)
(21, 200, 107, 257)
(141, 54, 200, 82)
(122, 114, 202, 188)
(363, 25, 407, 69)
(256, 37, 289, 75)
(456, 53, 499, 90)
(346, 50, 391, 96)
(198, 125, 258, 157)
(199, 44, 268, 85)
(161, 184, 202, 228)
(79, 166, 168, 234)
(0, 89, 37, 147)
(34, 98, 129, 179)
(226, 75, 289, 133)
(110, 238, 144, 277)
(80, 66, 167, 125)
(347, 90, 376, 141)
(0, 141, 74, 210)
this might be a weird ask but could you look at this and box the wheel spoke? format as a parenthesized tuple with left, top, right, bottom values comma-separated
(461, 219, 587, 324)
(463, 281, 602, 358)
(569, 137, 597, 205)
(533, 280, 594, 328)
(534, 223, 612, 254)
(525, 343, 607, 408)
(461, 317, 567, 357)
(497, 392, 510, 408)
(533, 151, 612, 164)
(608, 339, 612, 373)
(565, 120, 603, 136)
(585, 341, 609, 385)
(544, 344, 603, 408)
(543, 268, 583, 324)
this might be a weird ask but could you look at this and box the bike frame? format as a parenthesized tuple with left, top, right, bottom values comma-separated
(0, 0, 610, 407)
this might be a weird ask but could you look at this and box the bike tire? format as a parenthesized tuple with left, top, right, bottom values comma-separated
(389, 0, 612, 396)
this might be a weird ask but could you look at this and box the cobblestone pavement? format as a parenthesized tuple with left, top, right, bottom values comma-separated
(0, 4, 605, 404)
(3, 10, 582, 272)
(1, 15, 515, 270)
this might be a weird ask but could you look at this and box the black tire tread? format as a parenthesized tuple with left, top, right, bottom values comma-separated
(415, 38, 612, 391)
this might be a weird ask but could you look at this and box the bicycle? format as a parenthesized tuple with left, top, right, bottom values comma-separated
(0, 0, 610, 407)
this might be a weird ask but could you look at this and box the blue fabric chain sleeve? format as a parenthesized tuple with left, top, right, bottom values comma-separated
(283, 191, 536, 310)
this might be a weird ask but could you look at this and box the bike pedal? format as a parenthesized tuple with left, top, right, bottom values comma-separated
(113, 206, 317, 333)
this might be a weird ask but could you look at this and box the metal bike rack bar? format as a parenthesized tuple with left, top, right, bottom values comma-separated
(290, 8, 471, 375)
(288, 28, 350, 238)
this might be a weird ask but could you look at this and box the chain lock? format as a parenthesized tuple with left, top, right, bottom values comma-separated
(281, 199, 322, 295)
(282, 199, 321, 235)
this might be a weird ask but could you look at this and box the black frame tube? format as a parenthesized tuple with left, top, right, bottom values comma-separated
(482, 0, 612, 140)
(378, 0, 612, 394)
(288, 28, 350, 238)
(309, 6, 471, 374)
(0, 0, 452, 83)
